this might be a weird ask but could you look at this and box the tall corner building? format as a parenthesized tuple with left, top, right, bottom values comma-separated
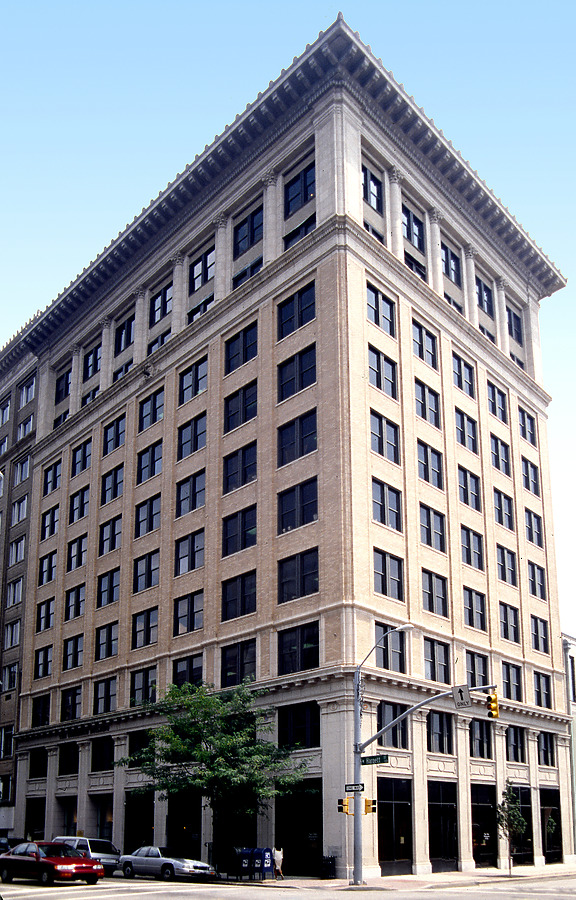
(0, 14, 571, 877)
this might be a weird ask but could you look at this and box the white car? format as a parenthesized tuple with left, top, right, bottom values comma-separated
(119, 845, 216, 880)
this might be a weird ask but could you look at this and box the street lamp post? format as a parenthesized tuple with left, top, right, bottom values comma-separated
(352, 623, 414, 886)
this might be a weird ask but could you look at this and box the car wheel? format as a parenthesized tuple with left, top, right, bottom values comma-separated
(161, 864, 175, 881)
(39, 868, 54, 885)
(123, 862, 134, 878)
(85, 876, 99, 885)
(0, 866, 12, 883)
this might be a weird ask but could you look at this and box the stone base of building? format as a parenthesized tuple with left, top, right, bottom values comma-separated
(458, 858, 476, 872)
(412, 861, 433, 875)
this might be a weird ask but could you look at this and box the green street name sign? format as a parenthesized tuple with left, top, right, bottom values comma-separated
(361, 754, 388, 765)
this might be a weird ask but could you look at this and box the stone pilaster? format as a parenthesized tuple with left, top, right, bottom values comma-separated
(112, 735, 128, 852)
(524, 280, 543, 383)
(34, 352, 54, 438)
(44, 747, 59, 839)
(13, 751, 29, 837)
(133, 290, 148, 364)
(464, 246, 479, 328)
(556, 733, 576, 863)
(411, 709, 432, 874)
(455, 716, 475, 871)
(214, 214, 231, 300)
(428, 208, 444, 296)
(76, 739, 92, 835)
(495, 278, 510, 358)
(388, 167, 404, 260)
(171, 253, 186, 335)
(262, 172, 281, 264)
(527, 729, 545, 866)
(99, 317, 113, 390)
(154, 793, 168, 846)
(494, 723, 508, 868)
(69, 345, 82, 415)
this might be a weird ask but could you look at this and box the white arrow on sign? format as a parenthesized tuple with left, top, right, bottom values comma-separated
(452, 684, 471, 708)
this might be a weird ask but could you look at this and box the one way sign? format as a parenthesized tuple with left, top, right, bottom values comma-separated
(452, 684, 471, 709)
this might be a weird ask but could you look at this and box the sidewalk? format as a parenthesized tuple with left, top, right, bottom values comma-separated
(255, 862, 576, 890)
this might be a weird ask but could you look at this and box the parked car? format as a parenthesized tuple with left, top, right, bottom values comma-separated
(119, 845, 216, 880)
(53, 836, 120, 875)
(0, 841, 104, 885)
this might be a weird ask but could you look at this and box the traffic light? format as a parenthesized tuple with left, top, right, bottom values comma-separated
(485, 691, 499, 718)
(338, 798, 351, 814)
(364, 798, 377, 814)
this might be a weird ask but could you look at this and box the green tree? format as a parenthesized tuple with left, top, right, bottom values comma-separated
(120, 682, 306, 866)
(496, 780, 527, 875)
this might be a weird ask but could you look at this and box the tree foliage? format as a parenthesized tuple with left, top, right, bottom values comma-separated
(496, 780, 527, 874)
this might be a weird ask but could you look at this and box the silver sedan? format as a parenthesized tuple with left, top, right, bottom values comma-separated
(119, 845, 216, 881)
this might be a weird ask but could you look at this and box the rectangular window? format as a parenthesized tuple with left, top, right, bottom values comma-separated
(458, 467, 481, 510)
(412, 320, 437, 367)
(114, 313, 135, 355)
(453, 353, 474, 396)
(278, 621, 319, 675)
(402, 204, 425, 252)
(135, 494, 161, 537)
(374, 549, 403, 600)
(531, 615, 549, 653)
(103, 415, 125, 454)
(494, 488, 514, 529)
(277, 283, 315, 340)
(491, 435, 511, 475)
(222, 506, 256, 556)
(95, 622, 118, 660)
(278, 548, 318, 603)
(278, 477, 317, 533)
(497, 545, 517, 585)
(422, 570, 448, 616)
(97, 568, 120, 607)
(470, 719, 492, 758)
(538, 732, 555, 767)
(420, 504, 445, 551)
(34, 645, 53, 679)
(464, 587, 486, 631)
(113, 360, 132, 382)
(502, 661, 522, 700)
(369, 346, 397, 399)
(418, 441, 443, 489)
(279, 701, 321, 749)
(277, 410, 317, 467)
(71, 439, 92, 477)
(9, 536, 26, 566)
(43, 460, 62, 495)
(507, 307, 523, 345)
(519, 407, 537, 445)
(55, 368, 72, 404)
(466, 650, 488, 688)
(93, 677, 117, 714)
(487, 382, 507, 422)
(370, 410, 399, 463)
(14, 456, 30, 486)
(11, 494, 28, 525)
(101, 463, 124, 504)
(179, 358, 208, 405)
(285, 161, 315, 217)
(476, 276, 494, 317)
(427, 711, 453, 754)
(19, 374, 36, 407)
(528, 561, 547, 599)
(61, 686, 82, 721)
(149, 282, 172, 326)
(0, 397, 10, 424)
(4, 620, 20, 649)
(31, 693, 50, 726)
(67, 534, 88, 571)
(63, 634, 83, 670)
(130, 667, 157, 706)
(175, 530, 205, 575)
(405, 250, 427, 278)
(225, 323, 257, 375)
(222, 638, 257, 686)
(222, 571, 256, 621)
(139, 388, 164, 430)
(367, 283, 395, 336)
(415, 380, 440, 427)
(534, 672, 552, 708)
(176, 469, 206, 516)
(173, 654, 203, 688)
(83, 343, 102, 381)
(377, 701, 408, 749)
(133, 549, 160, 592)
(36, 597, 55, 632)
(224, 381, 257, 432)
(372, 478, 402, 531)
(506, 725, 525, 763)
(38, 549, 56, 584)
(525, 509, 543, 547)
(424, 637, 450, 683)
(69, 486, 89, 523)
(283, 218, 315, 251)
(278, 345, 316, 402)
(234, 206, 263, 258)
(6, 578, 23, 608)
(40, 504, 59, 539)
(177, 413, 206, 460)
(223, 442, 257, 493)
(455, 409, 477, 452)
(522, 458, 540, 495)
(500, 602, 520, 642)
(99, 516, 121, 555)
(132, 608, 158, 649)
(441, 243, 461, 286)
(2, 663, 18, 691)
(189, 246, 215, 294)
(137, 440, 162, 482)
(189, 295, 215, 323)
(65, 584, 85, 621)
(362, 165, 383, 212)
(17, 414, 34, 440)
(461, 526, 484, 569)
(81, 386, 99, 406)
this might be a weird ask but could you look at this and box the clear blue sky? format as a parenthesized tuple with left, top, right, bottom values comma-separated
(1, 0, 575, 630)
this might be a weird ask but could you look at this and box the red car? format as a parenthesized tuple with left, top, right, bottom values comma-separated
(0, 841, 104, 885)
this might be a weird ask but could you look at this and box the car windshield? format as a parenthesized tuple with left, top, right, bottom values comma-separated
(90, 840, 119, 853)
(37, 843, 82, 858)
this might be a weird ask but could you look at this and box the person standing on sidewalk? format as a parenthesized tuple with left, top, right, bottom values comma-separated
(273, 847, 284, 879)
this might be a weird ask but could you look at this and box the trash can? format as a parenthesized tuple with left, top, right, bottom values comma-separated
(321, 855, 337, 879)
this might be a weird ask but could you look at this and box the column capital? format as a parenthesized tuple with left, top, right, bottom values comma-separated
(262, 170, 277, 187)
(99, 316, 112, 329)
(412, 709, 428, 725)
(213, 213, 228, 230)
(527, 728, 540, 742)
(464, 244, 477, 260)
(133, 287, 146, 301)
(428, 207, 444, 225)
(557, 733, 571, 749)
(71, 344, 81, 356)
(496, 277, 508, 292)
(494, 723, 508, 737)
(456, 715, 472, 732)
(47, 746, 59, 758)
(170, 251, 185, 267)
(389, 166, 404, 185)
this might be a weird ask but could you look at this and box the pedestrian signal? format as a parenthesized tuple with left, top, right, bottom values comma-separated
(485, 691, 499, 718)
(338, 797, 351, 814)
(364, 798, 377, 814)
